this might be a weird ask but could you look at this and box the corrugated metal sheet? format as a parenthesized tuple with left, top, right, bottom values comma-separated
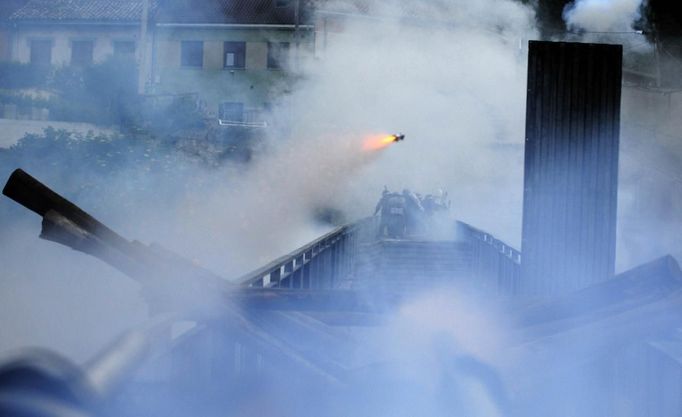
(521, 41, 622, 296)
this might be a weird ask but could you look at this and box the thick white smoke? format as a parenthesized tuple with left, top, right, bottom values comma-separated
(0, 0, 536, 368)
(2, 2, 681, 416)
(563, 0, 646, 32)
(284, 0, 536, 245)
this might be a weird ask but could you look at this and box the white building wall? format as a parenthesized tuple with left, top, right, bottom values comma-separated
(11, 25, 139, 66)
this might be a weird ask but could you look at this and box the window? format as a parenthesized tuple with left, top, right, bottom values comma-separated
(29, 40, 52, 66)
(267, 42, 290, 69)
(71, 40, 94, 66)
(223, 42, 245, 69)
(113, 41, 135, 57)
(181, 40, 203, 68)
(219, 102, 244, 122)
(275, 0, 290, 7)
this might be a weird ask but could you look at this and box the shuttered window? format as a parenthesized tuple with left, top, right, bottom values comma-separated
(224, 42, 245, 69)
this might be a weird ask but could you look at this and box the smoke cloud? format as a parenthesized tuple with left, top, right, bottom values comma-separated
(3, 0, 681, 415)
(0, 0, 535, 378)
(563, 0, 647, 32)
(285, 0, 536, 245)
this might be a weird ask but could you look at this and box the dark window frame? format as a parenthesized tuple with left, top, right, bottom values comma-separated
(29, 39, 53, 66)
(71, 39, 94, 67)
(267, 42, 290, 69)
(181, 40, 204, 68)
(223, 41, 246, 69)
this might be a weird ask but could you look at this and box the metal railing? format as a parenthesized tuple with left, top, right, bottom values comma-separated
(238, 217, 376, 289)
(238, 217, 521, 294)
(218, 109, 268, 128)
(457, 221, 521, 294)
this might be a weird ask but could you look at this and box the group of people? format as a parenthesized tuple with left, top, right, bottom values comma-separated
(374, 187, 450, 239)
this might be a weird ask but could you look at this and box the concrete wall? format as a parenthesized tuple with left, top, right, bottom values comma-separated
(10, 24, 139, 66)
(152, 27, 315, 114)
(245, 41, 268, 69)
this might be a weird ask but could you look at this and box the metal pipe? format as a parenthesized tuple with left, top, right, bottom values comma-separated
(82, 314, 180, 400)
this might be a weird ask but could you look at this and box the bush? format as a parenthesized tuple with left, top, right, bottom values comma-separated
(0, 126, 251, 224)
(45, 57, 142, 127)
(0, 128, 193, 223)
(143, 94, 205, 134)
(0, 57, 205, 132)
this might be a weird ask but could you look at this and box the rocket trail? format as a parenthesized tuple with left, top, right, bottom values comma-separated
(362, 133, 405, 151)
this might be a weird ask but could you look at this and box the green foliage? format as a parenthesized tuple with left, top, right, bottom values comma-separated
(0, 57, 206, 132)
(0, 128, 200, 217)
(45, 56, 143, 127)
(49, 65, 85, 95)
(45, 57, 203, 131)
(147, 94, 205, 133)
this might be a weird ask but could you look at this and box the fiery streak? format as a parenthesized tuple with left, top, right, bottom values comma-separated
(363, 134, 400, 151)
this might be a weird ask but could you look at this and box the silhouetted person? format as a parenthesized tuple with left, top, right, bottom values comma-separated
(375, 188, 406, 238)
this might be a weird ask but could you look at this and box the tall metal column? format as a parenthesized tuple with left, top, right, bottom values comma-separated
(521, 41, 622, 296)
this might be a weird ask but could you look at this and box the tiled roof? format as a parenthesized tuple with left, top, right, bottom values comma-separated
(10, 0, 153, 22)
(154, 0, 312, 25)
(9, 0, 312, 25)
(0, 0, 29, 20)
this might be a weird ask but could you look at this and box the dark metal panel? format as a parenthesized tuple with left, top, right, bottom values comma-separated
(521, 41, 622, 296)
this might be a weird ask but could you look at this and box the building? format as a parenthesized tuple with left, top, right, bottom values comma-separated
(151, 0, 315, 124)
(6, 0, 148, 67)
(0, 0, 29, 61)
(2, 0, 315, 126)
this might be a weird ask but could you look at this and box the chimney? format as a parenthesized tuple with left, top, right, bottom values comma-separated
(521, 41, 622, 296)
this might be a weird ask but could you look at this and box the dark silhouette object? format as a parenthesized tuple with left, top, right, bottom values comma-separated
(375, 187, 407, 239)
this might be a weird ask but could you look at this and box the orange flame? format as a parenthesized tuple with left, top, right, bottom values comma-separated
(363, 134, 399, 151)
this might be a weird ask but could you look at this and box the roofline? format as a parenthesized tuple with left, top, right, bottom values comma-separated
(315, 9, 386, 21)
(10, 20, 140, 27)
(156, 23, 314, 30)
(7, 21, 316, 30)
